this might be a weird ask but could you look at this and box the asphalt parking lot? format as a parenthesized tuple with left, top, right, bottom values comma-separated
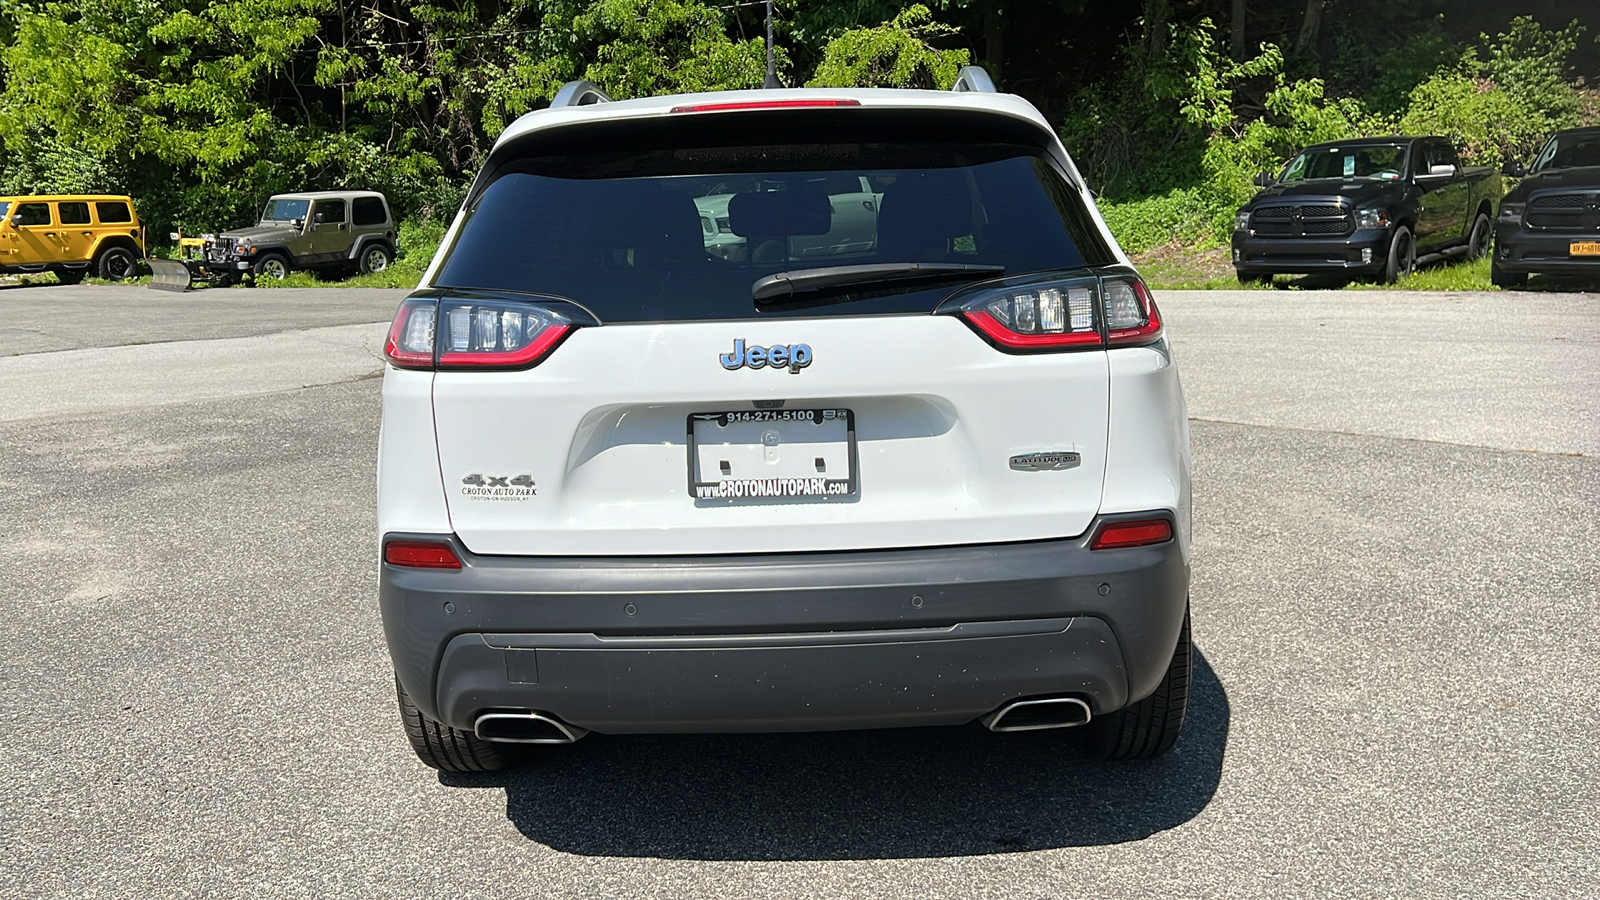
(1, 283, 1595, 898)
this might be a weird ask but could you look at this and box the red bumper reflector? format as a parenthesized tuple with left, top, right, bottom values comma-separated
(1090, 519, 1173, 550)
(384, 541, 462, 569)
(670, 99, 862, 113)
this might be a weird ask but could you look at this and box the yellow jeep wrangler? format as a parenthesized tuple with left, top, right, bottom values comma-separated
(0, 195, 145, 283)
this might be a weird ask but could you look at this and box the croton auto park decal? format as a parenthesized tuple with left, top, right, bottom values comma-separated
(460, 473, 536, 501)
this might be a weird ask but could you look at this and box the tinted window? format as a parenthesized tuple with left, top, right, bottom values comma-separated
(313, 199, 346, 224)
(95, 201, 132, 223)
(1534, 134, 1600, 171)
(59, 202, 91, 225)
(438, 144, 1107, 323)
(14, 203, 51, 226)
(1282, 144, 1407, 181)
(352, 196, 388, 226)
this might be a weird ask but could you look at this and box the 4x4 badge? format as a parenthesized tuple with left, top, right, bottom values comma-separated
(720, 339, 812, 374)
(460, 473, 537, 501)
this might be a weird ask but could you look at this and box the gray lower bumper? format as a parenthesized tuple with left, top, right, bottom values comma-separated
(1232, 230, 1388, 274)
(1494, 225, 1600, 275)
(379, 514, 1189, 734)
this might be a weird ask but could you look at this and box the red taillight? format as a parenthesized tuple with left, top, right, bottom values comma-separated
(1090, 519, 1173, 550)
(384, 296, 578, 371)
(952, 276, 1104, 353)
(951, 274, 1162, 352)
(439, 322, 570, 368)
(670, 99, 862, 113)
(384, 298, 436, 369)
(1104, 277, 1163, 346)
(962, 308, 1105, 350)
(384, 540, 462, 569)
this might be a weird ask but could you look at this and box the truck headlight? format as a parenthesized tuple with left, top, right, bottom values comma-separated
(1356, 208, 1389, 230)
(1498, 202, 1524, 221)
(1234, 212, 1251, 232)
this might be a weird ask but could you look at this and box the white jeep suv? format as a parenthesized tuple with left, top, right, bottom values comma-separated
(378, 71, 1192, 772)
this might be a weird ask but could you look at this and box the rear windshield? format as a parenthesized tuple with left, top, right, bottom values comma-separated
(436, 134, 1110, 322)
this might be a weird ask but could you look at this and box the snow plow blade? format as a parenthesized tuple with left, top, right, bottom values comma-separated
(147, 258, 194, 292)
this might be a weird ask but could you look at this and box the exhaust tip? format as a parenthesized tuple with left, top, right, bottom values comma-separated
(474, 711, 587, 744)
(981, 697, 1093, 733)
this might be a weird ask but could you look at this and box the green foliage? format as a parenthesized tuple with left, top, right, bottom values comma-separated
(0, 0, 779, 238)
(1097, 187, 1212, 256)
(1071, 19, 1374, 250)
(0, 130, 124, 195)
(1345, 256, 1493, 292)
(1484, 16, 1585, 124)
(1082, 14, 1591, 257)
(572, 0, 772, 98)
(1329, 16, 1457, 115)
(1399, 18, 1587, 169)
(1398, 72, 1525, 168)
(807, 5, 969, 90)
(0, 0, 1592, 277)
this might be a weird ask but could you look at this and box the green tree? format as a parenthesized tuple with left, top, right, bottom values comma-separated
(807, 5, 968, 90)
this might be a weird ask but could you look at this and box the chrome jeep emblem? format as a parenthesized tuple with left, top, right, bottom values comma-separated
(720, 339, 813, 374)
(1010, 452, 1081, 471)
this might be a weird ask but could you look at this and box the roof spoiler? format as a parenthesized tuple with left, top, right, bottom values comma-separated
(951, 66, 997, 93)
(551, 80, 612, 108)
(551, 67, 994, 109)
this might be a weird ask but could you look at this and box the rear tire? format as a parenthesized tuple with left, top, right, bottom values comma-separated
(1086, 604, 1191, 760)
(1383, 226, 1415, 284)
(360, 243, 393, 274)
(95, 246, 138, 281)
(1466, 212, 1491, 261)
(1490, 260, 1526, 288)
(395, 675, 520, 773)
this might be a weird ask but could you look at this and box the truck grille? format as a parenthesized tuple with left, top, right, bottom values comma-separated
(205, 237, 238, 263)
(1526, 192, 1600, 232)
(1249, 204, 1353, 238)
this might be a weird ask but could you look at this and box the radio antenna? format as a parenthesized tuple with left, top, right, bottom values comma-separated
(763, 0, 780, 88)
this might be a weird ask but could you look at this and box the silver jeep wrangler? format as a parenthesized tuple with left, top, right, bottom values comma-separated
(163, 190, 397, 287)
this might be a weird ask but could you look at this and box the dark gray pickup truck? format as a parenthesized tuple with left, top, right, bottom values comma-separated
(1492, 126, 1600, 287)
(1232, 136, 1501, 283)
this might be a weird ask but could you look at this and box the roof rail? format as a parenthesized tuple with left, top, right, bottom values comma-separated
(551, 80, 612, 108)
(951, 66, 997, 93)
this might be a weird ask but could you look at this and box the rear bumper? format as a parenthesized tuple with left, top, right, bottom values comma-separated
(379, 513, 1190, 734)
(1231, 229, 1389, 274)
(1493, 224, 1600, 275)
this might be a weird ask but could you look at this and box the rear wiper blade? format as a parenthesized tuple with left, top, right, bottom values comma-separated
(753, 263, 1004, 303)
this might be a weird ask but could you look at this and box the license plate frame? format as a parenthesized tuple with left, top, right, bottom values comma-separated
(1570, 240, 1600, 257)
(686, 408, 858, 501)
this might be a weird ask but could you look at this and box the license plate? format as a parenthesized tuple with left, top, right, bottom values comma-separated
(687, 409, 856, 500)
(1571, 241, 1600, 256)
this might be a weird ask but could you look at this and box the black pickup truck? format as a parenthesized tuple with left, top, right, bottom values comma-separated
(1232, 136, 1501, 283)
(1492, 126, 1600, 287)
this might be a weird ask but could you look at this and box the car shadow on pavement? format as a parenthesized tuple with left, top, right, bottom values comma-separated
(439, 649, 1228, 860)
